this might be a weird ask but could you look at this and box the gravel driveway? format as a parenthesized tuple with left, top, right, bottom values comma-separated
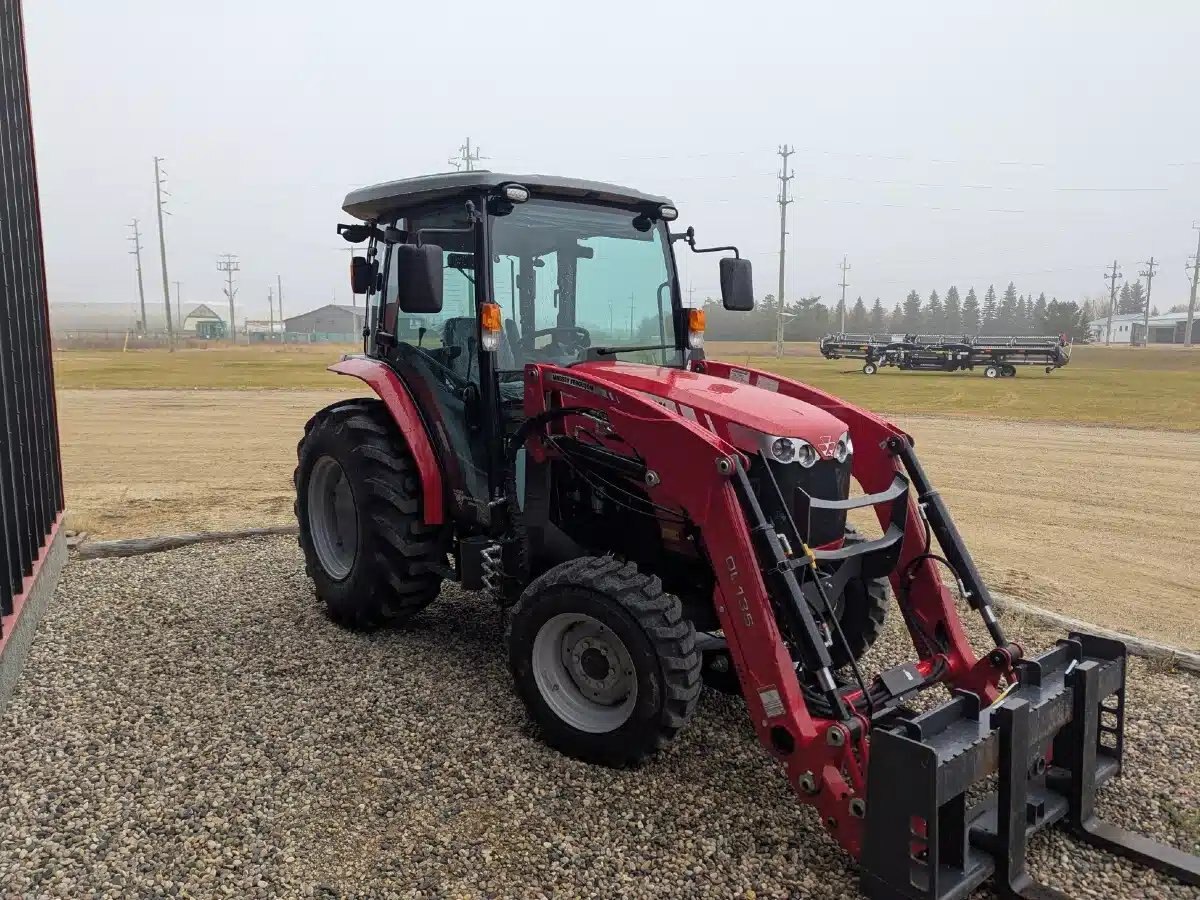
(1, 536, 1196, 899)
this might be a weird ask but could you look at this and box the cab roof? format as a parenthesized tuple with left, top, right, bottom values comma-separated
(342, 171, 674, 221)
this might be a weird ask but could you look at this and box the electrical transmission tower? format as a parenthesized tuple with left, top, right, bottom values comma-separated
(1186, 223, 1199, 347)
(775, 144, 795, 358)
(128, 219, 147, 333)
(448, 137, 486, 172)
(218, 254, 240, 342)
(153, 157, 175, 349)
(1103, 260, 1121, 346)
(838, 255, 851, 333)
(1138, 256, 1158, 346)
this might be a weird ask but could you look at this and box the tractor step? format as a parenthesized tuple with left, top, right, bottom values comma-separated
(860, 632, 1200, 900)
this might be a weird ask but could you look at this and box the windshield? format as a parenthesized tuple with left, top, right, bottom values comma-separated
(489, 199, 681, 370)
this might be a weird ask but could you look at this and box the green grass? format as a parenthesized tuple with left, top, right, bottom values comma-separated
(53, 342, 1200, 430)
(53, 345, 360, 390)
(709, 343, 1200, 431)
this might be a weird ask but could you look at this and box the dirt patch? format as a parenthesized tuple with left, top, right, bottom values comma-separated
(57, 389, 1199, 649)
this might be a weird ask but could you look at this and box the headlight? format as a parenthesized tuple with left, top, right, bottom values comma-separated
(835, 432, 853, 463)
(770, 437, 796, 463)
(762, 435, 819, 467)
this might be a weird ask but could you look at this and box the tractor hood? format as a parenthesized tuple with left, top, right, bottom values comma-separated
(572, 361, 849, 459)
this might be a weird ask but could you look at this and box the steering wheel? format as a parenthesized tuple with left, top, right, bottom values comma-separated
(530, 326, 592, 362)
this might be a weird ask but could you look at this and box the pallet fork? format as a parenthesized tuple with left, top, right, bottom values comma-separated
(862, 633, 1199, 899)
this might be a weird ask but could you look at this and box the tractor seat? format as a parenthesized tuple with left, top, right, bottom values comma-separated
(442, 316, 523, 401)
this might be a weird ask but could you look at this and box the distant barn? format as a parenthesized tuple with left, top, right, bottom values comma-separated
(181, 303, 226, 339)
(283, 304, 366, 343)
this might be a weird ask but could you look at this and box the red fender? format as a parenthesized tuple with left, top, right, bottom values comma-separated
(327, 357, 444, 525)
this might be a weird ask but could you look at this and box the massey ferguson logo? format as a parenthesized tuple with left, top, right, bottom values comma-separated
(816, 435, 837, 458)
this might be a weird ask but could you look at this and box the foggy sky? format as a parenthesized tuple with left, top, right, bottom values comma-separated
(23, 2, 1200, 326)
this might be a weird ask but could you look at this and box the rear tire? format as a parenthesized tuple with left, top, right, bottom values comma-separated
(507, 557, 701, 767)
(295, 399, 445, 628)
(1002, 364, 1017, 377)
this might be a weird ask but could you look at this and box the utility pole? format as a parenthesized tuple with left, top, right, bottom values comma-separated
(173, 281, 182, 335)
(775, 144, 794, 358)
(268, 286, 275, 342)
(1185, 223, 1199, 347)
(1103, 260, 1121, 346)
(838, 255, 851, 333)
(276, 274, 284, 328)
(153, 156, 175, 349)
(218, 254, 240, 343)
(448, 137, 485, 172)
(127, 219, 147, 333)
(1138, 256, 1158, 346)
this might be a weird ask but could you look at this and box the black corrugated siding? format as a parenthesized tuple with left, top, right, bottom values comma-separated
(0, 0, 63, 635)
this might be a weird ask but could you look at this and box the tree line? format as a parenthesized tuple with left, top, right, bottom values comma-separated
(703, 281, 1092, 342)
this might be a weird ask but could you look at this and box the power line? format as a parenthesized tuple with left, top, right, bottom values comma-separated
(153, 156, 174, 349)
(1138, 256, 1158, 346)
(1103, 260, 1122, 346)
(218, 254, 240, 343)
(838, 255, 851, 332)
(127, 219, 147, 334)
(775, 144, 794, 358)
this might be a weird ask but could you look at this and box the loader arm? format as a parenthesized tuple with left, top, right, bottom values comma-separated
(700, 359, 1012, 701)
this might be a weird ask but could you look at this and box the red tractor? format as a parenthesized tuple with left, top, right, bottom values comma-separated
(295, 172, 1197, 899)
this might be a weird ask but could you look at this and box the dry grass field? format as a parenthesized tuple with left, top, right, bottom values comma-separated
(52, 342, 1199, 648)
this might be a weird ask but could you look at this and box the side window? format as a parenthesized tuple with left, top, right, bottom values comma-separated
(393, 205, 477, 381)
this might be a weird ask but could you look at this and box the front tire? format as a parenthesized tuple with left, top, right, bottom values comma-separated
(295, 399, 445, 628)
(862, 362, 878, 375)
(828, 530, 889, 669)
(507, 557, 701, 767)
(984, 364, 1000, 379)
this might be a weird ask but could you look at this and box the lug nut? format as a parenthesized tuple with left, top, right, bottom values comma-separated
(849, 798, 866, 819)
(826, 727, 846, 747)
(798, 771, 818, 795)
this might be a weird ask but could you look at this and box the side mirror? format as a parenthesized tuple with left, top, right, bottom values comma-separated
(720, 257, 754, 311)
(396, 243, 444, 314)
(350, 256, 376, 295)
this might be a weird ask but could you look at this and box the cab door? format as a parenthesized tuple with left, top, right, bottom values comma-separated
(377, 203, 492, 524)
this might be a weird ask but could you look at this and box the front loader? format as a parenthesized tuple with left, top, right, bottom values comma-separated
(294, 171, 1198, 899)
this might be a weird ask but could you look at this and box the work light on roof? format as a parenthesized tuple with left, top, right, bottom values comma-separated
(659, 205, 678, 221)
(502, 184, 530, 203)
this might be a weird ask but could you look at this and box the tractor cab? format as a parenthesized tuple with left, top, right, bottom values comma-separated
(338, 171, 752, 524)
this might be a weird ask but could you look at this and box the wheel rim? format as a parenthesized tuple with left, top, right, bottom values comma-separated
(307, 455, 358, 580)
(531, 612, 638, 733)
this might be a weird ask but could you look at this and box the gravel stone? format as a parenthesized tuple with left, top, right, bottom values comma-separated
(1, 535, 1196, 899)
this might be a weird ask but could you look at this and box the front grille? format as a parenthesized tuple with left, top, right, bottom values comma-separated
(751, 456, 851, 548)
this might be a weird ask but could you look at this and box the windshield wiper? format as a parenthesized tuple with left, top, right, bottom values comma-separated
(586, 343, 679, 359)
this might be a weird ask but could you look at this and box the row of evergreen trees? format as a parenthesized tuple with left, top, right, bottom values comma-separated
(702, 282, 1091, 342)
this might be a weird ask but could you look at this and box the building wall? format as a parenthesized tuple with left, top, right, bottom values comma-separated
(285, 309, 364, 334)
